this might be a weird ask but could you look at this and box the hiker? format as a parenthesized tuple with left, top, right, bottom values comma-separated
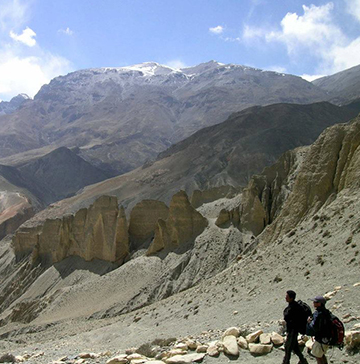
(282, 290, 309, 364)
(307, 295, 329, 364)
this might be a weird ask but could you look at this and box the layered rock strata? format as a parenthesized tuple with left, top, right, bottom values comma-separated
(13, 196, 129, 265)
(147, 191, 208, 255)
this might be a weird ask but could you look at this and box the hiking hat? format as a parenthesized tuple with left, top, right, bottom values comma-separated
(310, 295, 326, 304)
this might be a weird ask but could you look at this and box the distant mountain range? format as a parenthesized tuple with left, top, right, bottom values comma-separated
(0, 61, 332, 175)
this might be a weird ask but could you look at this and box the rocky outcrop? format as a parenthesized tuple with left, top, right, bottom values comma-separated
(215, 207, 240, 228)
(262, 116, 360, 241)
(13, 196, 129, 265)
(236, 115, 360, 240)
(0, 192, 35, 240)
(147, 191, 208, 255)
(128, 200, 169, 249)
(190, 186, 239, 208)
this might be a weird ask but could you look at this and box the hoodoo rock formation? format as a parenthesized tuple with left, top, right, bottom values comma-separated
(13, 196, 129, 266)
(147, 191, 208, 255)
(128, 200, 169, 249)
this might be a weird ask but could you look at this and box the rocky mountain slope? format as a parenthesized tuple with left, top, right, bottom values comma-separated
(313, 64, 360, 104)
(0, 94, 29, 115)
(0, 115, 359, 364)
(0, 147, 110, 239)
(0, 61, 329, 175)
(21, 101, 359, 224)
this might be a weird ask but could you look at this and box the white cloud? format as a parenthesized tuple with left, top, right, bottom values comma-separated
(10, 26, 36, 46)
(165, 60, 188, 69)
(267, 65, 287, 73)
(0, 50, 72, 99)
(265, 3, 345, 53)
(0, 0, 73, 100)
(243, 2, 360, 74)
(0, 0, 30, 31)
(58, 27, 74, 36)
(345, 0, 360, 22)
(209, 25, 224, 35)
(301, 74, 326, 82)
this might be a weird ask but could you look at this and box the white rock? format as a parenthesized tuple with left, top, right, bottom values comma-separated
(127, 354, 145, 360)
(168, 349, 187, 357)
(15, 356, 26, 363)
(222, 327, 240, 338)
(206, 343, 219, 357)
(131, 359, 147, 364)
(246, 330, 263, 343)
(270, 332, 284, 346)
(174, 343, 188, 350)
(237, 336, 248, 350)
(259, 333, 271, 345)
(334, 286, 342, 291)
(353, 282, 360, 287)
(248, 343, 273, 355)
(165, 353, 205, 363)
(222, 335, 239, 356)
(79, 352, 99, 359)
(345, 330, 360, 349)
(75, 360, 86, 364)
(106, 355, 129, 364)
(195, 345, 208, 353)
(185, 339, 198, 351)
(324, 290, 337, 300)
(144, 361, 166, 364)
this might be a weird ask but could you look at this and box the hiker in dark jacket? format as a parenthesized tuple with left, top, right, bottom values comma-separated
(307, 295, 329, 364)
(282, 290, 309, 364)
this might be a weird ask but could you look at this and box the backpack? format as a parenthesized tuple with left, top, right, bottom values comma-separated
(297, 300, 312, 335)
(319, 311, 345, 349)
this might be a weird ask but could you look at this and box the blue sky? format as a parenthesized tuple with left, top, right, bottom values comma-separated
(0, 0, 360, 100)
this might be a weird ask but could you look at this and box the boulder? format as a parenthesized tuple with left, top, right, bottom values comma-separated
(248, 343, 273, 356)
(206, 342, 219, 357)
(260, 333, 272, 345)
(106, 355, 128, 364)
(237, 336, 248, 350)
(345, 330, 360, 350)
(270, 332, 284, 346)
(165, 353, 205, 363)
(222, 327, 240, 338)
(222, 335, 239, 356)
(246, 330, 263, 343)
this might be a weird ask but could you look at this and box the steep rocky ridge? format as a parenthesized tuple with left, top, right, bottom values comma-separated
(0, 61, 329, 175)
(16, 147, 110, 204)
(20, 101, 359, 227)
(0, 147, 110, 239)
(313, 64, 360, 104)
(0, 94, 29, 115)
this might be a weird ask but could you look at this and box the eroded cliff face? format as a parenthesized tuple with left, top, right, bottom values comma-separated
(262, 116, 360, 241)
(13, 196, 129, 266)
(128, 200, 169, 249)
(147, 191, 208, 255)
(236, 116, 360, 240)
